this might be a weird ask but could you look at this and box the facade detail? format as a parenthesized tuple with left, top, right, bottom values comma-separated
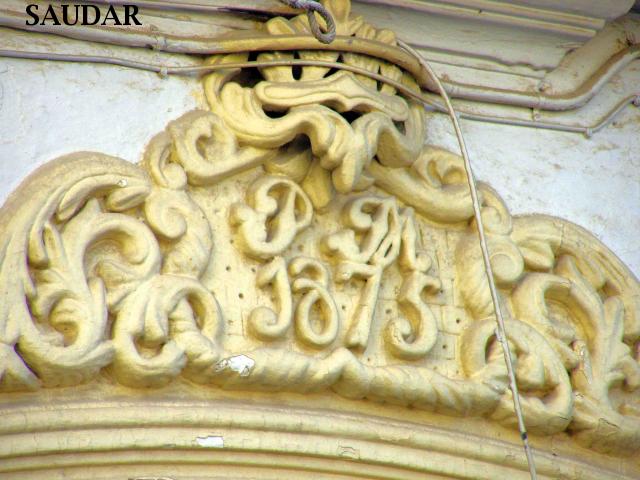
(0, 1, 638, 478)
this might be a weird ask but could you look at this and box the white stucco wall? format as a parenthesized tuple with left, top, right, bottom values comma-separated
(426, 106, 640, 278)
(1, 56, 638, 276)
(0, 58, 203, 200)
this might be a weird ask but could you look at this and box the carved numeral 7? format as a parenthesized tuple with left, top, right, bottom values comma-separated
(335, 262, 383, 350)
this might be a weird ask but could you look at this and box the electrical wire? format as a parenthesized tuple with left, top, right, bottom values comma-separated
(86, 0, 337, 44)
(397, 39, 538, 479)
(276, 0, 336, 44)
(3, 1, 637, 111)
(0, 49, 636, 137)
(77, 0, 253, 15)
(4, 8, 636, 478)
(0, 4, 636, 476)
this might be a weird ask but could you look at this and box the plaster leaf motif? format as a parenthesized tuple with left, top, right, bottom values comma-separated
(0, 0, 638, 460)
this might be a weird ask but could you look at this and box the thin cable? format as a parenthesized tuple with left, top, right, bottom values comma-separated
(277, 0, 336, 44)
(3, 2, 638, 110)
(397, 40, 538, 479)
(81, 0, 287, 17)
(0, 31, 631, 476)
(0, 7, 630, 472)
(80, 0, 244, 14)
(1, 49, 636, 137)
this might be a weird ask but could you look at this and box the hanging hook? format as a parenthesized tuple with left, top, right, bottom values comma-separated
(278, 0, 336, 44)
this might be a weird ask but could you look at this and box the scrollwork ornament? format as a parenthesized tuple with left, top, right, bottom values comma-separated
(461, 319, 573, 435)
(0, 0, 638, 461)
(0, 153, 154, 389)
(512, 255, 640, 453)
(112, 275, 223, 388)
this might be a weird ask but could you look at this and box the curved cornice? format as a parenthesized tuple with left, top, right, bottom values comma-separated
(1, 400, 636, 479)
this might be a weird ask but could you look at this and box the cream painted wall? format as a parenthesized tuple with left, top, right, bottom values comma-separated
(0, 57, 638, 276)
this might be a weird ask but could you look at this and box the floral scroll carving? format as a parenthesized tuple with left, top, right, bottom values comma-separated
(0, 0, 639, 459)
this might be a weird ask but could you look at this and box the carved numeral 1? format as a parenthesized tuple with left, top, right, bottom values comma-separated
(248, 257, 293, 341)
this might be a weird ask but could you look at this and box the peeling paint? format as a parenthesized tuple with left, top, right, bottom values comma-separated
(338, 445, 360, 459)
(195, 435, 224, 448)
(215, 354, 255, 377)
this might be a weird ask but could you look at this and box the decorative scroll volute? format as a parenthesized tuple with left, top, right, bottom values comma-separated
(461, 318, 573, 435)
(455, 183, 640, 453)
(203, 0, 426, 198)
(112, 275, 222, 387)
(0, 0, 638, 461)
(0, 154, 155, 389)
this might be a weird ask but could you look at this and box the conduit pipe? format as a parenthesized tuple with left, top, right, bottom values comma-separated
(0, 15, 432, 86)
(80, 0, 293, 16)
(444, 45, 640, 110)
(1, 7, 639, 111)
(1, 48, 637, 137)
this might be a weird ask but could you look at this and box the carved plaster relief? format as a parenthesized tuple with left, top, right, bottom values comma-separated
(0, 0, 639, 466)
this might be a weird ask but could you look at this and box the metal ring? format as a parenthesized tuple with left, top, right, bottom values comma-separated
(278, 0, 336, 44)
